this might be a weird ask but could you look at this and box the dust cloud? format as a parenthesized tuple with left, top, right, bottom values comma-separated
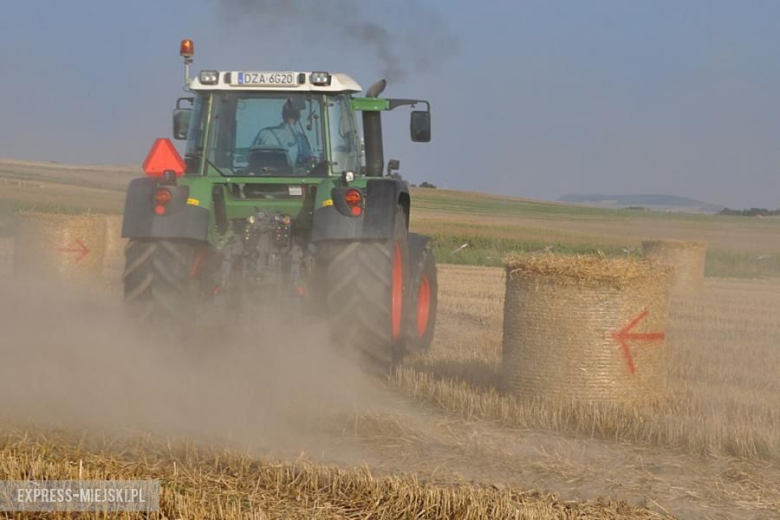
(0, 277, 395, 462)
(217, 0, 460, 83)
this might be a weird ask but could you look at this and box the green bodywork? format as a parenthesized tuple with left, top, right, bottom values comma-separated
(178, 93, 391, 249)
(351, 98, 390, 112)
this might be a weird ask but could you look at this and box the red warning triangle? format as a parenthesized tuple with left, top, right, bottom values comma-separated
(142, 138, 186, 178)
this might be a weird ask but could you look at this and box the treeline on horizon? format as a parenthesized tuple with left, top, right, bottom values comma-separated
(719, 207, 780, 217)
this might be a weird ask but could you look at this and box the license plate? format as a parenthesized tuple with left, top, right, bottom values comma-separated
(235, 71, 298, 87)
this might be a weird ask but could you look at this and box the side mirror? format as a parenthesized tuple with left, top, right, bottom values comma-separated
(387, 159, 400, 175)
(410, 111, 431, 143)
(172, 109, 191, 140)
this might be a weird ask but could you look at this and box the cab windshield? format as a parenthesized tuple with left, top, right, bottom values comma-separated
(189, 92, 328, 177)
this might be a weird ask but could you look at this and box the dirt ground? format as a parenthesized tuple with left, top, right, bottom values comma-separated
(0, 238, 12, 278)
(412, 265, 780, 519)
(1, 259, 778, 518)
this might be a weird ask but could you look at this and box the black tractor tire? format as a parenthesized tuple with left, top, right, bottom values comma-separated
(322, 206, 409, 372)
(123, 239, 197, 328)
(406, 245, 438, 353)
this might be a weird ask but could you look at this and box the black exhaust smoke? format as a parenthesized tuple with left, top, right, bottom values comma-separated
(216, 0, 459, 84)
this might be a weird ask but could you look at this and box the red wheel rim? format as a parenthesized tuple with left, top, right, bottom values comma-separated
(416, 275, 431, 338)
(391, 242, 403, 340)
(190, 248, 205, 278)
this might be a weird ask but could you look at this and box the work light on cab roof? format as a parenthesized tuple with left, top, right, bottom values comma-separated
(188, 69, 359, 92)
(179, 39, 358, 92)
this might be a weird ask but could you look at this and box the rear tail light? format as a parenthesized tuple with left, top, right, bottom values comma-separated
(155, 188, 172, 205)
(154, 188, 172, 215)
(344, 188, 363, 217)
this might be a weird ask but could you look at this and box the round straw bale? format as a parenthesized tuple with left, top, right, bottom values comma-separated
(641, 239, 706, 293)
(502, 254, 673, 404)
(14, 212, 106, 286)
(102, 214, 126, 288)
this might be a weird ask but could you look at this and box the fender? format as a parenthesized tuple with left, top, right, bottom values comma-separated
(408, 233, 431, 264)
(121, 177, 210, 241)
(311, 178, 408, 242)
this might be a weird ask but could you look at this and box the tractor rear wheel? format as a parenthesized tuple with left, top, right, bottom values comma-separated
(323, 207, 409, 372)
(123, 239, 197, 328)
(406, 245, 437, 353)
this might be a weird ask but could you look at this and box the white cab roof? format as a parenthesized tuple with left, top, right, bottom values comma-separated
(189, 71, 362, 93)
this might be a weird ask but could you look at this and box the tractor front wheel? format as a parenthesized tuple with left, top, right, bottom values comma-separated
(323, 207, 409, 373)
(406, 245, 437, 353)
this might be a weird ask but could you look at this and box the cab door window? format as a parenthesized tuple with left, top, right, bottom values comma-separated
(328, 95, 360, 175)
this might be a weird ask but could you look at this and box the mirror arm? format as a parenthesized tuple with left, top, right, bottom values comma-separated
(387, 98, 430, 112)
(176, 97, 195, 110)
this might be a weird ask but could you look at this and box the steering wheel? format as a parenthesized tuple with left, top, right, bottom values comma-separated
(301, 155, 321, 171)
(248, 146, 293, 175)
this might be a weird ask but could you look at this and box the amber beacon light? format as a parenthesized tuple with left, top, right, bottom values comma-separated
(180, 39, 195, 87)
(180, 39, 194, 59)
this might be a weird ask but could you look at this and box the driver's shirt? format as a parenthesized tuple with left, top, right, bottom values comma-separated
(253, 122, 311, 167)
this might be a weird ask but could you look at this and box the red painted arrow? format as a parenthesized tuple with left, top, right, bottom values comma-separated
(612, 310, 665, 375)
(58, 239, 89, 263)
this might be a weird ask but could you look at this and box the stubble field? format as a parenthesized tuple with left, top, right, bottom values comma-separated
(0, 160, 779, 518)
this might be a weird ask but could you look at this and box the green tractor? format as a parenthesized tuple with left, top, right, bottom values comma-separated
(121, 40, 437, 370)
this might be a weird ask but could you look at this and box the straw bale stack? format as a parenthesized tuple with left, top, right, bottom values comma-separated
(502, 254, 672, 404)
(14, 212, 106, 285)
(642, 239, 706, 293)
(102, 214, 126, 288)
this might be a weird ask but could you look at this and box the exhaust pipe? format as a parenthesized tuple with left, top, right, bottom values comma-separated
(363, 79, 386, 177)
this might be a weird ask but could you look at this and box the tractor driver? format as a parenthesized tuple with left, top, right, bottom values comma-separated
(252, 100, 314, 169)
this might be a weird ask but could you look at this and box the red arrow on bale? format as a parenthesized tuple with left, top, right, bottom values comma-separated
(58, 239, 90, 263)
(612, 310, 665, 375)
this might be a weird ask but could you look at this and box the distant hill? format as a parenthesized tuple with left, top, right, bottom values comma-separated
(559, 194, 724, 214)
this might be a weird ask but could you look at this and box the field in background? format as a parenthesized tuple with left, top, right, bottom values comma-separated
(2, 160, 779, 277)
(410, 188, 780, 278)
(0, 160, 131, 236)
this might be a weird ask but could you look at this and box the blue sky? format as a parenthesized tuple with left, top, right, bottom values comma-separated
(1, 0, 779, 208)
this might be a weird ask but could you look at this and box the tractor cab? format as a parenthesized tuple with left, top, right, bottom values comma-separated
(172, 40, 430, 183)
(175, 70, 365, 180)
